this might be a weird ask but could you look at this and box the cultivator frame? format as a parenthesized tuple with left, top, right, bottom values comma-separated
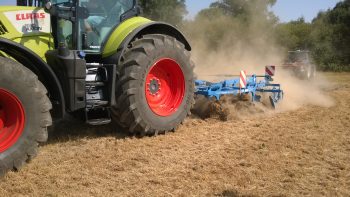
(195, 69, 284, 108)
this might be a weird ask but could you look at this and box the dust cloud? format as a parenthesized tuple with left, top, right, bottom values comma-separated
(182, 6, 334, 119)
(275, 70, 334, 111)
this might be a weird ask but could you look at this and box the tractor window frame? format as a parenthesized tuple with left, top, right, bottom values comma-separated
(78, 0, 137, 53)
(50, 0, 138, 53)
(50, 0, 78, 49)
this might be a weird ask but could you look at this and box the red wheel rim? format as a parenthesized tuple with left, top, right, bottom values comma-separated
(0, 88, 25, 153)
(145, 58, 185, 116)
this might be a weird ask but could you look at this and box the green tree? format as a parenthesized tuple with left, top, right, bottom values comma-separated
(138, 0, 187, 25)
(311, 0, 350, 71)
(275, 17, 312, 51)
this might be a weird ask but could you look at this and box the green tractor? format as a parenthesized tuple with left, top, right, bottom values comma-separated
(0, 0, 194, 175)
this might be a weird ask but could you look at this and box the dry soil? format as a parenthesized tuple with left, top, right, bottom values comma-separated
(0, 73, 349, 196)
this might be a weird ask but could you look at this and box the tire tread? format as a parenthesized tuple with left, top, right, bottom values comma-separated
(0, 56, 52, 175)
(111, 34, 194, 135)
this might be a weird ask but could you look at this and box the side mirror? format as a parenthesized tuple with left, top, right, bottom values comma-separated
(44, 0, 58, 17)
(45, 1, 52, 10)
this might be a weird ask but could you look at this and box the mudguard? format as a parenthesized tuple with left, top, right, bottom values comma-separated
(102, 16, 191, 59)
(0, 38, 65, 118)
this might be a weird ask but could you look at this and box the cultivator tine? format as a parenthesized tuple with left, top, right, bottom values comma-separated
(253, 94, 261, 102)
(269, 96, 276, 109)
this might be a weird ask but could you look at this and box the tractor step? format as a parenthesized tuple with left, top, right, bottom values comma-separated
(85, 63, 117, 109)
(85, 107, 111, 125)
(86, 118, 111, 126)
(86, 81, 105, 87)
(84, 62, 116, 126)
(86, 100, 109, 108)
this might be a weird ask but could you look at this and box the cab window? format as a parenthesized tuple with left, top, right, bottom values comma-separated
(78, 0, 135, 52)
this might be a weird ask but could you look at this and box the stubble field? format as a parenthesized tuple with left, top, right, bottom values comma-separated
(0, 73, 349, 196)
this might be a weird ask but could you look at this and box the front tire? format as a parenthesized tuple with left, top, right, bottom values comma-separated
(111, 34, 195, 135)
(0, 57, 52, 176)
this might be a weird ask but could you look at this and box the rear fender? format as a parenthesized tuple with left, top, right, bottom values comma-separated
(0, 38, 65, 119)
(129, 22, 191, 51)
(102, 18, 191, 62)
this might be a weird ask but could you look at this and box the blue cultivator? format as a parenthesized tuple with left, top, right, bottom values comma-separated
(195, 69, 284, 108)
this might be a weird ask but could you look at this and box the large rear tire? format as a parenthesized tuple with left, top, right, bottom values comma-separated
(111, 34, 195, 135)
(300, 63, 316, 80)
(0, 57, 52, 176)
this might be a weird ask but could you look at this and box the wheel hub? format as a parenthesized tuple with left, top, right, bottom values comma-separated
(148, 78, 161, 95)
(0, 88, 25, 153)
(145, 58, 185, 117)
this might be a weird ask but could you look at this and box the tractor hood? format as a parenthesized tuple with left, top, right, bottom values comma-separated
(0, 6, 53, 61)
(0, 6, 51, 39)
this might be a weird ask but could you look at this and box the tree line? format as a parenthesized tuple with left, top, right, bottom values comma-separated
(140, 0, 350, 71)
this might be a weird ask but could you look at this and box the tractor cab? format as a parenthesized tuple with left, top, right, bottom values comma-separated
(42, 0, 140, 118)
(47, 0, 138, 53)
(286, 50, 310, 64)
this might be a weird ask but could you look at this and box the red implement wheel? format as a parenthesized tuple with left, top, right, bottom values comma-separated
(0, 89, 25, 153)
(0, 57, 52, 176)
(111, 34, 195, 135)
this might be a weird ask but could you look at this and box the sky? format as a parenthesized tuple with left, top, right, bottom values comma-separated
(186, 0, 341, 22)
(270, 0, 342, 22)
(0, 0, 342, 22)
